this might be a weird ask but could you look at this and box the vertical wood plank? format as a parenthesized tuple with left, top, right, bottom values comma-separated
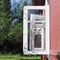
(41, 55, 47, 60)
(50, 0, 60, 60)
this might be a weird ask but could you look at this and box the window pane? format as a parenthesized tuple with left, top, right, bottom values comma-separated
(34, 34, 41, 48)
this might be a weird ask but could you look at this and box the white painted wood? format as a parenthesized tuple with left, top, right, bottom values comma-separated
(23, 4, 50, 55)
(30, 14, 45, 20)
(24, 6, 45, 10)
(30, 14, 45, 51)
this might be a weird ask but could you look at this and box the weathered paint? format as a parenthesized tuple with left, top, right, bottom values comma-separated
(50, 0, 60, 60)
(41, 55, 46, 60)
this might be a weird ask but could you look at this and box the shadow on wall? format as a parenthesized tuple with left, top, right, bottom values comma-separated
(56, 52, 60, 60)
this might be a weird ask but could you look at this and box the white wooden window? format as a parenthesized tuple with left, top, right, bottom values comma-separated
(23, 0, 49, 55)
(30, 14, 45, 51)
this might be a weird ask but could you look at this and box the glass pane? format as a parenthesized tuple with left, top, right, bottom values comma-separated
(28, 10, 45, 20)
(28, 23, 30, 51)
(34, 34, 42, 48)
(28, 23, 32, 51)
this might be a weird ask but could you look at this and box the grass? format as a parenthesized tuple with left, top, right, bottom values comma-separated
(0, 54, 41, 60)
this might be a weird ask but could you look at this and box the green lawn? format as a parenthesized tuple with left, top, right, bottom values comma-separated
(0, 54, 41, 60)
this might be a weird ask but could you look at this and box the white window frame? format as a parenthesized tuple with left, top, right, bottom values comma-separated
(23, 5, 50, 55)
(30, 14, 45, 51)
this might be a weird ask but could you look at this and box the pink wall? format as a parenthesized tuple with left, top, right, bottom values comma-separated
(50, 0, 60, 60)
(32, 0, 60, 60)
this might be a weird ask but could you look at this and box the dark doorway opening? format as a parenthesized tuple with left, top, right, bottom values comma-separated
(32, 0, 45, 6)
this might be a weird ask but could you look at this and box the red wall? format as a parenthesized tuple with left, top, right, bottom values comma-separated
(50, 0, 60, 60)
(32, 0, 60, 60)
